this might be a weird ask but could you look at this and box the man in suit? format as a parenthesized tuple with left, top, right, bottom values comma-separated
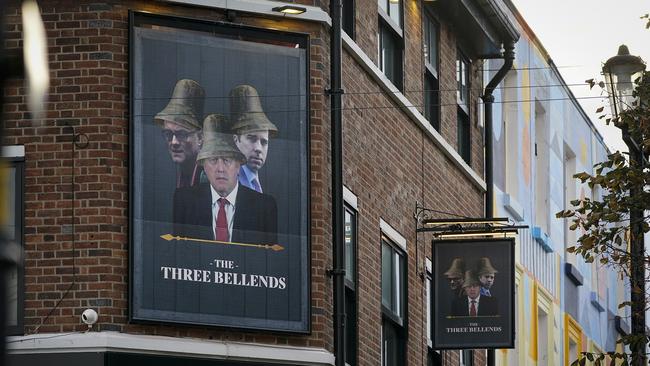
(154, 79, 206, 189)
(443, 257, 466, 298)
(173, 113, 277, 245)
(476, 257, 498, 297)
(229, 84, 279, 193)
(451, 270, 498, 317)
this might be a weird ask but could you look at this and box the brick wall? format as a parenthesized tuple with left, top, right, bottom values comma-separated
(4, 0, 486, 364)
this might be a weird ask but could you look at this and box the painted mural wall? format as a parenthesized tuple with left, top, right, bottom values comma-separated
(489, 2, 630, 364)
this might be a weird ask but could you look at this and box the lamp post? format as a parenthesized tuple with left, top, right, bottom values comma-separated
(602, 44, 646, 365)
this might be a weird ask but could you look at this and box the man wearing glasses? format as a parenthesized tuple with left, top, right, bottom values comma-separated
(154, 79, 206, 188)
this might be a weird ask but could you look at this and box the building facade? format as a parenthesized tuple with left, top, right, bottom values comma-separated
(3, 0, 519, 365)
(487, 2, 630, 365)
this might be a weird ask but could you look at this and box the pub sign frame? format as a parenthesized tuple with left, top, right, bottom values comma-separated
(432, 238, 515, 349)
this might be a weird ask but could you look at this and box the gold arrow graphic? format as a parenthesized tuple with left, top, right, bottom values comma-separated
(160, 234, 284, 252)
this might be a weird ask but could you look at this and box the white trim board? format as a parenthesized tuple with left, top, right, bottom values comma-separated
(8, 332, 335, 366)
(2, 145, 25, 158)
(380, 218, 407, 252)
(343, 185, 358, 210)
(164, 0, 331, 25)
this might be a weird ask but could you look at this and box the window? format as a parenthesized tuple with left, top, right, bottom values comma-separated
(563, 145, 577, 264)
(378, 0, 401, 28)
(460, 350, 473, 366)
(534, 99, 549, 233)
(423, 12, 440, 130)
(342, 0, 355, 38)
(381, 237, 406, 366)
(456, 51, 471, 163)
(426, 259, 442, 366)
(2, 156, 24, 335)
(344, 207, 357, 366)
(378, 22, 403, 90)
(456, 52, 470, 111)
(378, 0, 403, 90)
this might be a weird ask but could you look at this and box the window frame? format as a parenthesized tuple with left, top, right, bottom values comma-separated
(456, 49, 471, 164)
(423, 11, 440, 131)
(456, 50, 470, 113)
(3, 156, 25, 336)
(381, 236, 407, 366)
(342, 0, 355, 39)
(377, 0, 404, 91)
(344, 205, 358, 366)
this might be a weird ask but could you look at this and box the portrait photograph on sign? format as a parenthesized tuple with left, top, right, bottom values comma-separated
(432, 238, 514, 349)
(129, 12, 310, 332)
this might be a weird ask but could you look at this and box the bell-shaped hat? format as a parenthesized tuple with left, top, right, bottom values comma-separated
(462, 270, 481, 288)
(154, 79, 205, 130)
(443, 258, 465, 278)
(476, 257, 498, 276)
(229, 84, 278, 136)
(197, 114, 246, 164)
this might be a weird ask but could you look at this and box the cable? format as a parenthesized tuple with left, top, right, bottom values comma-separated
(6, 331, 81, 344)
(131, 81, 610, 101)
(31, 127, 87, 334)
(132, 95, 612, 119)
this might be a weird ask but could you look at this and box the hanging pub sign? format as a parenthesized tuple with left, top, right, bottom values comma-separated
(432, 238, 515, 349)
(129, 12, 310, 332)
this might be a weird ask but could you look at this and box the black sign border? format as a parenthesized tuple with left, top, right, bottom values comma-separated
(432, 237, 515, 350)
(127, 10, 312, 334)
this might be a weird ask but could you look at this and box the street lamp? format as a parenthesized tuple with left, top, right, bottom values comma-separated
(603, 44, 645, 119)
(602, 45, 646, 366)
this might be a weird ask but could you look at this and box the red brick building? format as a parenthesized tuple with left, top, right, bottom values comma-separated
(2, 0, 518, 365)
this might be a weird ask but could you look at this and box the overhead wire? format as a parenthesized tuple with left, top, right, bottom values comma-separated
(131, 95, 613, 118)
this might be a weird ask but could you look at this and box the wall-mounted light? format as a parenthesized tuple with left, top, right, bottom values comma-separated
(272, 5, 307, 15)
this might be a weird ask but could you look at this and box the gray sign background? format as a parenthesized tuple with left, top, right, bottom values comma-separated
(130, 14, 309, 332)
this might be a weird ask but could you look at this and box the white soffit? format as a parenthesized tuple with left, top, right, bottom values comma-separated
(164, 0, 331, 25)
(8, 332, 335, 365)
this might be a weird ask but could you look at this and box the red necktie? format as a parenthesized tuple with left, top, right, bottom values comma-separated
(470, 300, 477, 316)
(215, 198, 229, 242)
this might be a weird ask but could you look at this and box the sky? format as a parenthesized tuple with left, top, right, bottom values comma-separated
(510, 0, 649, 154)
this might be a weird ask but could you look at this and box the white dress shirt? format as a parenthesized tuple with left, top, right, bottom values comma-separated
(211, 183, 238, 241)
(467, 295, 481, 315)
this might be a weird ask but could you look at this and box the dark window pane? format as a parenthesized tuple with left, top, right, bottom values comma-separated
(458, 108, 471, 163)
(381, 241, 393, 310)
(344, 210, 355, 284)
(425, 74, 439, 130)
(424, 15, 438, 72)
(427, 350, 442, 366)
(382, 319, 405, 366)
(379, 23, 403, 90)
(342, 0, 355, 38)
(456, 53, 469, 107)
(345, 286, 357, 366)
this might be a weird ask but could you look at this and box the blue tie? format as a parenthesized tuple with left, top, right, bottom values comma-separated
(251, 178, 262, 193)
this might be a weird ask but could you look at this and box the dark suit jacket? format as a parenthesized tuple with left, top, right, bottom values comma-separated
(173, 182, 278, 245)
(451, 295, 499, 316)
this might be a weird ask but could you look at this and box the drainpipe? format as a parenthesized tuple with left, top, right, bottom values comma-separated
(329, 0, 345, 364)
(482, 40, 515, 219)
(482, 40, 515, 366)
